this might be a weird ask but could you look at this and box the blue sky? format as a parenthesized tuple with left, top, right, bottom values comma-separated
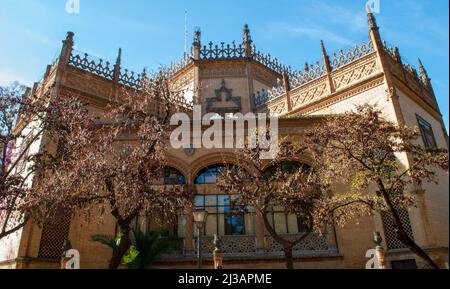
(0, 0, 448, 129)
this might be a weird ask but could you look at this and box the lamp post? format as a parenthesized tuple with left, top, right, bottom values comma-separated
(60, 240, 72, 269)
(213, 234, 223, 269)
(193, 209, 208, 269)
(373, 231, 386, 269)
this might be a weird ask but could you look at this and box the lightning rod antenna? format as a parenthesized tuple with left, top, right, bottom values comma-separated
(184, 10, 188, 56)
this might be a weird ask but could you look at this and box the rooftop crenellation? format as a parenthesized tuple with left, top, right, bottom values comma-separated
(31, 12, 437, 112)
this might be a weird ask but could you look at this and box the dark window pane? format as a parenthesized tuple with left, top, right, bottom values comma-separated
(391, 259, 418, 269)
(296, 212, 309, 233)
(195, 194, 247, 236)
(225, 213, 245, 235)
(416, 115, 437, 149)
(194, 164, 236, 184)
(163, 168, 186, 185)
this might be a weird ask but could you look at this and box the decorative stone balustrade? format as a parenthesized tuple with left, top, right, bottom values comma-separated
(265, 233, 330, 253)
(189, 233, 331, 257)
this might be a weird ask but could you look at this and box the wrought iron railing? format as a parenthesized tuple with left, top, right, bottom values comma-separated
(382, 41, 428, 88)
(168, 53, 193, 77)
(200, 41, 246, 59)
(253, 89, 270, 108)
(251, 45, 292, 76)
(254, 79, 286, 108)
(289, 61, 326, 89)
(197, 40, 293, 76)
(118, 68, 143, 90)
(254, 61, 327, 108)
(254, 39, 375, 108)
(329, 40, 374, 71)
(382, 41, 396, 60)
(68, 49, 145, 89)
(68, 49, 114, 80)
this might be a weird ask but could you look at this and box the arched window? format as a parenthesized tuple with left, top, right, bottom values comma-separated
(195, 194, 254, 236)
(194, 163, 253, 236)
(163, 167, 186, 185)
(264, 161, 311, 235)
(194, 164, 232, 184)
(134, 168, 186, 239)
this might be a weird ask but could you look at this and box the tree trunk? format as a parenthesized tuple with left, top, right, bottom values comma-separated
(260, 211, 302, 269)
(396, 228, 439, 269)
(109, 225, 131, 269)
(283, 245, 294, 269)
(376, 179, 439, 269)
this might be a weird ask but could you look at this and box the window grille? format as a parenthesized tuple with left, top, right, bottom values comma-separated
(381, 207, 414, 250)
(38, 211, 71, 259)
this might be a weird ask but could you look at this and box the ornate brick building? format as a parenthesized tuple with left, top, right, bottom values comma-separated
(0, 11, 448, 269)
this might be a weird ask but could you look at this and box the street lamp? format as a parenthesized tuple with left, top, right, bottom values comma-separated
(60, 240, 72, 269)
(213, 234, 223, 269)
(193, 209, 208, 269)
(373, 231, 386, 269)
